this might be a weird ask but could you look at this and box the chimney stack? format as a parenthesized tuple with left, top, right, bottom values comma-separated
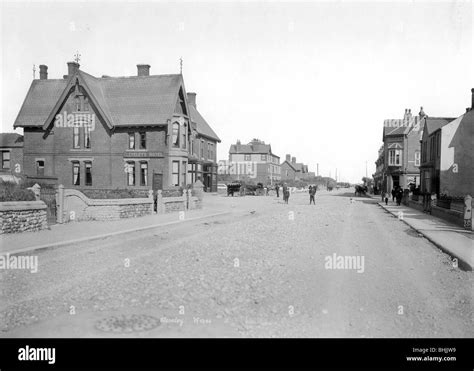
(39, 65, 48, 80)
(292, 157, 296, 164)
(471, 88, 474, 110)
(286, 154, 291, 162)
(187, 92, 196, 108)
(67, 61, 80, 76)
(137, 64, 150, 77)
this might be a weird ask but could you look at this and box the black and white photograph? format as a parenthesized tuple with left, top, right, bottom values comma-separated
(0, 0, 473, 368)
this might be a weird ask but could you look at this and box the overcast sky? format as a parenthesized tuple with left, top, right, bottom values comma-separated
(1, 0, 472, 183)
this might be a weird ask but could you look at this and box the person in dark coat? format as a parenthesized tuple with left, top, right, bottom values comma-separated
(309, 185, 316, 205)
(396, 188, 403, 206)
(391, 188, 397, 202)
(275, 184, 280, 198)
(283, 184, 289, 204)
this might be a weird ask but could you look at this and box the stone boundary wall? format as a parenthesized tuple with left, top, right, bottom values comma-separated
(157, 190, 202, 214)
(59, 188, 154, 222)
(0, 201, 48, 234)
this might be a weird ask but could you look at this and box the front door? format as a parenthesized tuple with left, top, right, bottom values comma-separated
(153, 173, 163, 192)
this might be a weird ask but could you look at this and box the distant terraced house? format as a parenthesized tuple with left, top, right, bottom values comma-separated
(12, 61, 220, 192)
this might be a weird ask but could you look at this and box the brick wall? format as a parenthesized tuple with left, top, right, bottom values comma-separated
(0, 201, 48, 234)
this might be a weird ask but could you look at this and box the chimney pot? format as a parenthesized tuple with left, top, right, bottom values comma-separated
(292, 157, 296, 164)
(39, 65, 48, 80)
(471, 88, 474, 109)
(137, 64, 150, 77)
(286, 154, 291, 162)
(67, 61, 80, 76)
(187, 92, 197, 108)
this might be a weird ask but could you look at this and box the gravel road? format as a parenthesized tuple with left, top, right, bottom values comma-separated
(1, 190, 472, 337)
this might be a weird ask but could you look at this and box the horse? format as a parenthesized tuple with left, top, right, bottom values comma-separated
(354, 185, 367, 197)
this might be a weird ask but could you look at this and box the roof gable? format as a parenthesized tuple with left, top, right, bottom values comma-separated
(15, 70, 184, 129)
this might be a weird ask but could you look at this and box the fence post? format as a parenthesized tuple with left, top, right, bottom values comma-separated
(57, 184, 65, 224)
(187, 189, 192, 210)
(464, 194, 472, 231)
(157, 190, 163, 214)
(182, 191, 187, 211)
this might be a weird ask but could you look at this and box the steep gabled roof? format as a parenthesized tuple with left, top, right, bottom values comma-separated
(13, 79, 67, 128)
(14, 70, 185, 129)
(0, 133, 23, 147)
(423, 117, 456, 136)
(188, 105, 220, 142)
(281, 160, 297, 171)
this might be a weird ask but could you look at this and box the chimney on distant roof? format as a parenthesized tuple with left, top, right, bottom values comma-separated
(187, 92, 196, 108)
(419, 106, 426, 118)
(286, 154, 291, 162)
(471, 88, 474, 110)
(39, 65, 48, 80)
(292, 157, 296, 164)
(67, 61, 80, 77)
(137, 64, 150, 77)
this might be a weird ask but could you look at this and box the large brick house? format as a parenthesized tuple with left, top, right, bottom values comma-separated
(227, 139, 280, 184)
(381, 108, 422, 193)
(12, 62, 219, 192)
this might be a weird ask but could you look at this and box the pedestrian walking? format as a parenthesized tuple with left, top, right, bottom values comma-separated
(384, 192, 389, 205)
(309, 185, 316, 205)
(283, 183, 289, 204)
(391, 188, 396, 202)
(396, 188, 403, 206)
(275, 184, 280, 198)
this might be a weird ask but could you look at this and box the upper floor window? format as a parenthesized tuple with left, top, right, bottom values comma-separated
(172, 123, 180, 147)
(244, 154, 251, 161)
(84, 126, 91, 149)
(128, 133, 135, 149)
(139, 132, 146, 150)
(1, 151, 10, 169)
(414, 151, 420, 167)
(209, 143, 214, 160)
(73, 127, 80, 148)
(261, 155, 266, 161)
(200, 140, 204, 158)
(181, 124, 187, 150)
(85, 162, 92, 186)
(388, 149, 402, 166)
(75, 96, 81, 111)
(83, 97, 90, 111)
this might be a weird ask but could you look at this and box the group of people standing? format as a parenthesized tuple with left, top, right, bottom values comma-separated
(275, 184, 291, 204)
(383, 186, 404, 206)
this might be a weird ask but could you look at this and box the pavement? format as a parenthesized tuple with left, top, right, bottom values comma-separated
(0, 194, 230, 256)
(370, 195, 474, 271)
